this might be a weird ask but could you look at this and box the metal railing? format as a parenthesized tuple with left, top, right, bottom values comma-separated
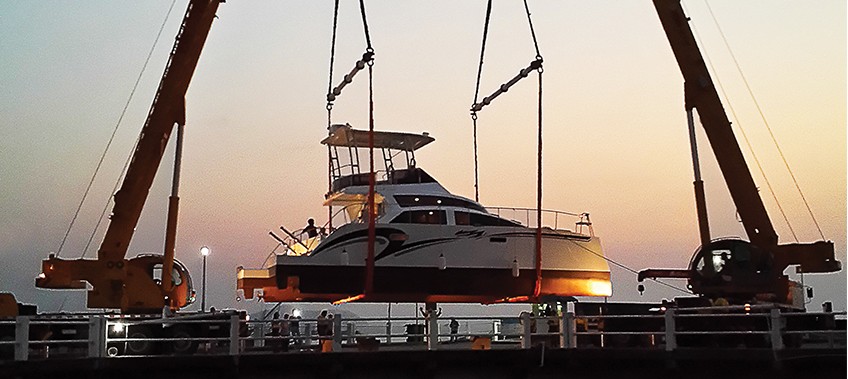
(486, 207, 589, 233)
(2, 309, 844, 361)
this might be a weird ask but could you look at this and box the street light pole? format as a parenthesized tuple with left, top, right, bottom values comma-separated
(200, 246, 209, 312)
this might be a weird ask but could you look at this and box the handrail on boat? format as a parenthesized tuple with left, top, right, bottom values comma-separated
(273, 204, 364, 256)
(487, 207, 591, 233)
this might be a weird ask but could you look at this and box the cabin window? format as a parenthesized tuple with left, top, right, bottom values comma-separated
(152, 264, 183, 286)
(454, 211, 471, 225)
(455, 211, 519, 227)
(394, 195, 486, 212)
(695, 249, 732, 275)
(391, 210, 447, 224)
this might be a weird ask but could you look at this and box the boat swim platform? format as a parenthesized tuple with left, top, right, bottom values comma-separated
(3, 347, 844, 379)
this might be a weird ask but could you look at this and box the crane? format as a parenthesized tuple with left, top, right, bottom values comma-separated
(638, 0, 841, 307)
(35, 0, 222, 314)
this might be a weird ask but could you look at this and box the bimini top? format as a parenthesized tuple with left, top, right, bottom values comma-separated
(321, 123, 434, 151)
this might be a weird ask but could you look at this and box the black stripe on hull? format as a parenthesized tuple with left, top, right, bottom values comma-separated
(274, 265, 610, 302)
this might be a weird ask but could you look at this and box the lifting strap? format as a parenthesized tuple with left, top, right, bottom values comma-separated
(324, 0, 376, 300)
(469, 0, 545, 299)
(326, 0, 340, 230)
(470, 0, 493, 203)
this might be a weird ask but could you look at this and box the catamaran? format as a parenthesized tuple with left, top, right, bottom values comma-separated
(237, 124, 611, 303)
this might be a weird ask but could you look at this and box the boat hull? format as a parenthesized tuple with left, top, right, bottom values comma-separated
(273, 265, 610, 303)
(243, 223, 612, 303)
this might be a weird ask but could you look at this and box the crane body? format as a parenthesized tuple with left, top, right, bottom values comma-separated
(35, 0, 221, 314)
(639, 0, 841, 306)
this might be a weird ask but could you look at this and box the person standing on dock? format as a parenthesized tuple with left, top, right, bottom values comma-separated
(290, 315, 301, 348)
(449, 318, 459, 342)
(280, 313, 291, 352)
(317, 310, 333, 352)
(270, 312, 283, 353)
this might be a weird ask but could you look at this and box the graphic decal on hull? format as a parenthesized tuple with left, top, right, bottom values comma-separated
(306, 227, 592, 263)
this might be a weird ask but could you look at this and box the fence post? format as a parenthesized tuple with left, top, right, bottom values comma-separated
(520, 313, 532, 349)
(426, 309, 439, 351)
(14, 316, 29, 361)
(303, 323, 313, 347)
(255, 319, 266, 348)
(229, 314, 240, 356)
(562, 312, 576, 348)
(88, 315, 106, 358)
(385, 320, 392, 345)
(769, 309, 784, 350)
(348, 322, 356, 345)
(333, 315, 343, 351)
(664, 309, 676, 351)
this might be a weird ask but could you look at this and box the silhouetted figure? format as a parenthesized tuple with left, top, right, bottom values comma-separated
(317, 310, 331, 337)
(290, 315, 301, 347)
(270, 312, 283, 353)
(449, 318, 459, 342)
(317, 310, 333, 352)
(304, 218, 319, 238)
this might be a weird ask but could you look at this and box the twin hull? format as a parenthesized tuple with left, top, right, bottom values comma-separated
(273, 223, 612, 303)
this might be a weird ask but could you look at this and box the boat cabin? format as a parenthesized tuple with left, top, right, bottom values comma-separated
(321, 124, 521, 229)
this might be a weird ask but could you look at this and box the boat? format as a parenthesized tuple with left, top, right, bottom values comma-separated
(237, 124, 611, 303)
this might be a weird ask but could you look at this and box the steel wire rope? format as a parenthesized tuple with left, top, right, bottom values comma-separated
(522, 0, 545, 299)
(703, 1, 824, 240)
(358, 0, 373, 50)
(59, 0, 179, 258)
(358, 0, 377, 296)
(567, 240, 691, 296)
(81, 144, 136, 258)
(684, 3, 798, 242)
(533, 68, 543, 298)
(469, 0, 545, 299)
(470, 0, 493, 203)
(364, 54, 376, 296)
(523, 0, 542, 59)
(326, 0, 340, 230)
(319, 0, 376, 299)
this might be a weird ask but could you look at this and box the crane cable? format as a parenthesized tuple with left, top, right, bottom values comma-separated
(691, 3, 796, 242)
(688, 19, 797, 242)
(326, 0, 340, 231)
(685, 3, 799, 243)
(364, 37, 376, 296)
(701, 1, 824, 241)
(525, 0, 544, 299)
(360, 0, 377, 297)
(324, 0, 376, 298)
(57, 0, 179, 258)
(470, 0, 493, 203)
(567, 241, 691, 296)
(470, 0, 545, 299)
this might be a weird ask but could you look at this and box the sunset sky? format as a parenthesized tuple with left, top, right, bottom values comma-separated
(1, 1, 845, 315)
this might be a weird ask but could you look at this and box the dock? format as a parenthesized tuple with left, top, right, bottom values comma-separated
(2, 346, 845, 379)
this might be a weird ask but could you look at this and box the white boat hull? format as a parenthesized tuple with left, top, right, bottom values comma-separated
(258, 223, 611, 303)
